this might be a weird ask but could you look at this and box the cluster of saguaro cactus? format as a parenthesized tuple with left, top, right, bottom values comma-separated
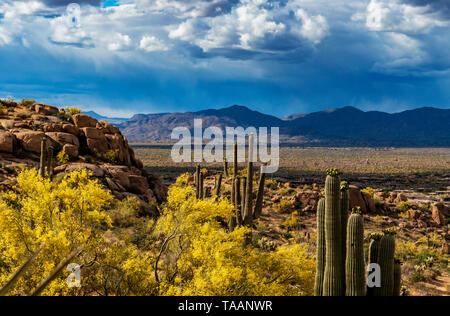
(39, 136, 54, 179)
(228, 135, 265, 232)
(315, 169, 400, 296)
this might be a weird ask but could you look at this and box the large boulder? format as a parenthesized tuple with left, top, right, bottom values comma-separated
(0, 131, 16, 153)
(35, 103, 59, 115)
(128, 175, 149, 195)
(14, 131, 56, 153)
(62, 144, 78, 158)
(72, 114, 98, 128)
(46, 132, 79, 148)
(362, 192, 376, 213)
(99, 120, 121, 134)
(62, 163, 106, 178)
(62, 124, 82, 136)
(348, 185, 367, 213)
(432, 202, 446, 226)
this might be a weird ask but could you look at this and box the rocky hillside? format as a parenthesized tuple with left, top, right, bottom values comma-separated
(0, 99, 167, 215)
(118, 105, 450, 146)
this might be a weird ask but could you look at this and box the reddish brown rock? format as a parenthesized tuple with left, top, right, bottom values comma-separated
(62, 124, 81, 136)
(362, 192, 376, 213)
(43, 123, 63, 132)
(128, 175, 149, 195)
(62, 144, 78, 158)
(100, 120, 121, 134)
(0, 131, 16, 153)
(348, 185, 367, 213)
(72, 114, 98, 128)
(46, 132, 79, 148)
(63, 163, 106, 177)
(395, 193, 408, 203)
(432, 202, 446, 226)
(35, 103, 59, 115)
(14, 131, 56, 153)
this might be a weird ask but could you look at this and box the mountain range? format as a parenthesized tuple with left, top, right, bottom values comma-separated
(91, 105, 450, 146)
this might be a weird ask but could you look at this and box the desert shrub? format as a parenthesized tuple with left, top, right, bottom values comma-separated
(105, 149, 120, 164)
(283, 211, 300, 231)
(20, 98, 36, 108)
(57, 150, 69, 165)
(107, 196, 142, 228)
(279, 187, 296, 196)
(0, 169, 112, 295)
(63, 107, 82, 116)
(154, 178, 315, 296)
(361, 187, 375, 198)
(175, 172, 191, 186)
(265, 179, 278, 190)
(396, 201, 415, 212)
(276, 198, 294, 213)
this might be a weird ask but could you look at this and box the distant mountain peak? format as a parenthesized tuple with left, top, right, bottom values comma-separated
(118, 105, 450, 146)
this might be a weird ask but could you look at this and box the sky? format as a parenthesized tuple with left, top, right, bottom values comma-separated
(0, 0, 449, 118)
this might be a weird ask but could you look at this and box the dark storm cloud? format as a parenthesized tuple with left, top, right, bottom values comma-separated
(41, 0, 102, 7)
(401, 0, 450, 19)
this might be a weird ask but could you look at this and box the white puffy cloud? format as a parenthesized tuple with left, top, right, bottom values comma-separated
(169, 0, 328, 53)
(361, 0, 448, 33)
(293, 8, 328, 44)
(0, 26, 12, 46)
(108, 33, 132, 51)
(139, 35, 169, 52)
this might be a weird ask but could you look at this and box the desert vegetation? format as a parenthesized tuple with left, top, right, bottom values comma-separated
(0, 99, 448, 296)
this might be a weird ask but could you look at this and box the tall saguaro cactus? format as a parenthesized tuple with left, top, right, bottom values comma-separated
(47, 146, 54, 179)
(39, 136, 47, 177)
(195, 165, 201, 199)
(243, 134, 254, 226)
(322, 168, 344, 296)
(215, 173, 222, 197)
(374, 230, 396, 296)
(345, 208, 365, 296)
(223, 158, 229, 177)
(366, 232, 382, 296)
(314, 197, 326, 296)
(253, 166, 265, 219)
(340, 181, 349, 287)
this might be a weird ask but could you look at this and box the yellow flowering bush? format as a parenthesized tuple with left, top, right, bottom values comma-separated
(155, 180, 316, 296)
(0, 168, 112, 295)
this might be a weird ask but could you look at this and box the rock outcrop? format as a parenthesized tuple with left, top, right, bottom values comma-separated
(0, 100, 167, 215)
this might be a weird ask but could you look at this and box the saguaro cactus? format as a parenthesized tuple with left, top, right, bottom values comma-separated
(345, 207, 365, 296)
(314, 197, 326, 296)
(393, 259, 402, 296)
(253, 166, 265, 219)
(223, 158, 229, 177)
(322, 168, 344, 296)
(241, 175, 247, 218)
(39, 136, 47, 177)
(47, 146, 54, 179)
(340, 181, 349, 286)
(215, 173, 222, 197)
(374, 229, 396, 296)
(199, 171, 204, 200)
(195, 165, 200, 199)
(243, 134, 254, 226)
(366, 232, 382, 296)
